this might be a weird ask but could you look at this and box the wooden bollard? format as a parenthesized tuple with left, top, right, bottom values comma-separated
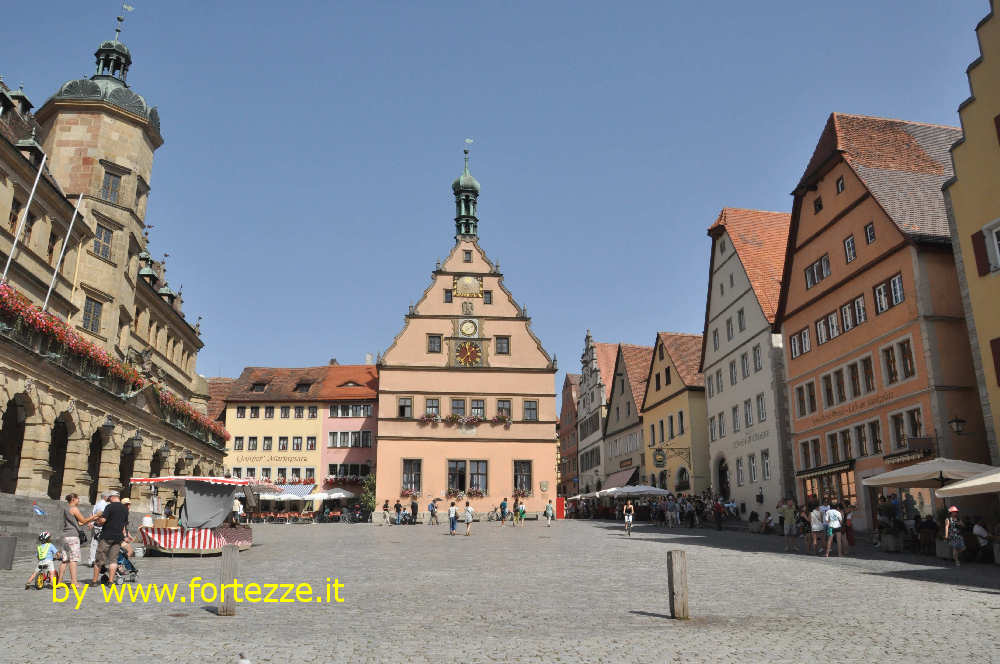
(667, 550, 689, 619)
(219, 544, 238, 616)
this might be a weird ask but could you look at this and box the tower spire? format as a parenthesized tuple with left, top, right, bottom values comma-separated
(451, 140, 481, 240)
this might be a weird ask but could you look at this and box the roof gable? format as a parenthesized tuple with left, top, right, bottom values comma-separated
(708, 209, 790, 324)
(658, 332, 704, 388)
(798, 113, 960, 242)
(593, 342, 619, 401)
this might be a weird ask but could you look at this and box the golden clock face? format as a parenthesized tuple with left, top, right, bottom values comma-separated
(460, 320, 477, 336)
(454, 275, 482, 297)
(456, 341, 482, 366)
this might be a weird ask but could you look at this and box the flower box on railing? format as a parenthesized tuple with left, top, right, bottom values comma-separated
(511, 488, 532, 498)
(465, 488, 486, 498)
(400, 488, 419, 498)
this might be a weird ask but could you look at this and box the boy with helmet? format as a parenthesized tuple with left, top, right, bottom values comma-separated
(25, 531, 62, 589)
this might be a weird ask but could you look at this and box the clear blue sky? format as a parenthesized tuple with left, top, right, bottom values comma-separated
(1, 1, 987, 385)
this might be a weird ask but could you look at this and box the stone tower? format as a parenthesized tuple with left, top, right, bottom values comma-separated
(31, 32, 206, 404)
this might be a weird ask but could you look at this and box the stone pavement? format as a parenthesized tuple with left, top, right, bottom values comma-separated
(2, 519, 999, 663)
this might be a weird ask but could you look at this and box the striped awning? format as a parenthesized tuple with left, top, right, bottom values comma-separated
(271, 484, 317, 498)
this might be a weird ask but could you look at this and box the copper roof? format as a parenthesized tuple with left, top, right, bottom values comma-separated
(657, 332, 705, 388)
(799, 113, 961, 241)
(709, 208, 790, 323)
(205, 377, 234, 423)
(226, 365, 377, 402)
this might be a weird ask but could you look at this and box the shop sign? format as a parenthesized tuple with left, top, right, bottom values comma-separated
(619, 458, 633, 469)
(653, 449, 667, 468)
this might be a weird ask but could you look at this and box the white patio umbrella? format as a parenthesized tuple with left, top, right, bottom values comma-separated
(935, 467, 1000, 497)
(615, 485, 672, 497)
(861, 457, 996, 488)
(325, 488, 355, 500)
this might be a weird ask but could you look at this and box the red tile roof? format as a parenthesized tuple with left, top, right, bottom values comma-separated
(315, 365, 378, 400)
(226, 365, 377, 402)
(657, 332, 705, 388)
(206, 377, 234, 423)
(620, 344, 654, 410)
(799, 113, 961, 241)
(594, 342, 619, 401)
(709, 208, 791, 323)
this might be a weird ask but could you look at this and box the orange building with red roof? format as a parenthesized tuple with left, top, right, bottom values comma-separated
(774, 113, 989, 530)
(701, 207, 795, 515)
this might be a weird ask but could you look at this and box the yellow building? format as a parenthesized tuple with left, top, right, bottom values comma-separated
(222, 367, 328, 484)
(640, 332, 709, 494)
(943, 0, 1000, 464)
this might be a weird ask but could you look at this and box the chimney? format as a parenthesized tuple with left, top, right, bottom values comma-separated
(364, 353, 374, 365)
(329, 358, 338, 366)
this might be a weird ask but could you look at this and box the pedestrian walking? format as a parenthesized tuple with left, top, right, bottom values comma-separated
(809, 504, 824, 554)
(944, 505, 965, 567)
(448, 501, 458, 535)
(543, 499, 555, 527)
(394, 499, 402, 525)
(518, 501, 526, 527)
(410, 498, 419, 525)
(512, 498, 520, 526)
(428, 500, 439, 525)
(382, 500, 391, 525)
(464, 501, 474, 536)
(824, 502, 845, 557)
(713, 499, 724, 531)
(499, 497, 508, 527)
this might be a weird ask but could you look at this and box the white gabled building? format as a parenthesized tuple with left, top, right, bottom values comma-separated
(574, 331, 619, 494)
(701, 208, 794, 517)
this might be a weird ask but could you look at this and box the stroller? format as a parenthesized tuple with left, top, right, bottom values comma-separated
(99, 547, 139, 586)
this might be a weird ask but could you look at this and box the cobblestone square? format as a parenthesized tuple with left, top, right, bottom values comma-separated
(3, 520, 999, 663)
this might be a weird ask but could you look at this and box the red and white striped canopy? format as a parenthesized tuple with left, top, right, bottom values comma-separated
(130, 476, 250, 490)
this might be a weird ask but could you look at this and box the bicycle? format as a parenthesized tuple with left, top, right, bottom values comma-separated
(486, 507, 502, 522)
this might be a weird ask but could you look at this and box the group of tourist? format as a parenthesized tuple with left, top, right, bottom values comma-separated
(25, 489, 136, 589)
(378, 496, 557, 534)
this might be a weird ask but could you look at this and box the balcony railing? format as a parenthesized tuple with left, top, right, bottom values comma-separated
(0, 313, 225, 449)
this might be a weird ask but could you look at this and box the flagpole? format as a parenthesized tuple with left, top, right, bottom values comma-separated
(43, 194, 84, 312)
(2, 152, 48, 282)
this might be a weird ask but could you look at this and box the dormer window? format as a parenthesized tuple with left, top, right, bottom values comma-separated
(293, 382, 312, 393)
(813, 197, 823, 214)
(251, 383, 267, 393)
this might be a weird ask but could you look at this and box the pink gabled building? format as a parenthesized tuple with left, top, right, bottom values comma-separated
(320, 365, 379, 492)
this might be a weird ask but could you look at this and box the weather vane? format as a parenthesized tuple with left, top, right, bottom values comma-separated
(115, 3, 135, 42)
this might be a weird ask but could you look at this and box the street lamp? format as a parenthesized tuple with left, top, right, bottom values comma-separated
(948, 415, 967, 435)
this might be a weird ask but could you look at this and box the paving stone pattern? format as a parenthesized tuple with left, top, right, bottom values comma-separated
(2, 520, 999, 663)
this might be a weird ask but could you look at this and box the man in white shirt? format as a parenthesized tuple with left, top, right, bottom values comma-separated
(824, 503, 845, 557)
(973, 518, 993, 563)
(88, 491, 109, 566)
(809, 505, 824, 554)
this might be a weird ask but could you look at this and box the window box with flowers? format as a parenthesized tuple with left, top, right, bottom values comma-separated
(490, 414, 512, 428)
(465, 487, 486, 498)
(400, 488, 419, 498)
(418, 413, 441, 425)
(512, 488, 532, 498)
(446, 488, 465, 499)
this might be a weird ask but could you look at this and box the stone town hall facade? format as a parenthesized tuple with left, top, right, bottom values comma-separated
(0, 34, 225, 513)
(375, 153, 558, 514)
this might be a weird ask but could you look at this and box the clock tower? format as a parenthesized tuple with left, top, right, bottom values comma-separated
(375, 152, 558, 516)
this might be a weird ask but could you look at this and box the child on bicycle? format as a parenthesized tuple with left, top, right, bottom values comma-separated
(25, 531, 62, 589)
